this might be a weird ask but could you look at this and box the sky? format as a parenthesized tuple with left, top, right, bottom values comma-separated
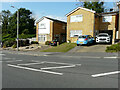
(1, 1, 119, 22)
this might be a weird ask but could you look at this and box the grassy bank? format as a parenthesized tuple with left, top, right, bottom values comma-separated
(106, 43, 120, 52)
(41, 43, 76, 52)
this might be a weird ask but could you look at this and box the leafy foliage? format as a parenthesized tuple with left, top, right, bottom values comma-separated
(1, 8, 36, 47)
(106, 43, 120, 52)
(83, 2, 104, 13)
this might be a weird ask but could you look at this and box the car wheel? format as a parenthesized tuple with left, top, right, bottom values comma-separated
(77, 44, 79, 46)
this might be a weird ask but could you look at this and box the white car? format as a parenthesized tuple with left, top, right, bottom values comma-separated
(96, 33, 111, 43)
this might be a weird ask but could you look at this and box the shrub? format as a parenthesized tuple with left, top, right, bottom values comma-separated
(45, 41, 51, 45)
(3, 43, 6, 48)
(3, 40, 16, 47)
(31, 41, 38, 44)
(68, 40, 71, 43)
(106, 43, 120, 52)
(12, 43, 17, 48)
(19, 40, 29, 46)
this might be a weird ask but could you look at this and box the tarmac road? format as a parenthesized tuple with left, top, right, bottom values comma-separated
(1, 51, 119, 88)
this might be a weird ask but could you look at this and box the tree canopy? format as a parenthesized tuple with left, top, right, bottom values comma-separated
(77, 1, 104, 13)
(83, 2, 104, 13)
(2, 8, 36, 42)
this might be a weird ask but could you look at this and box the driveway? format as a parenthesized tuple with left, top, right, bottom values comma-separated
(68, 44, 111, 53)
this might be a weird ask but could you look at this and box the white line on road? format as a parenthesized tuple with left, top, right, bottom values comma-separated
(91, 71, 120, 77)
(41, 65, 76, 70)
(104, 57, 118, 59)
(17, 62, 45, 66)
(0, 60, 23, 63)
(0, 54, 5, 56)
(5, 60, 23, 62)
(7, 64, 63, 75)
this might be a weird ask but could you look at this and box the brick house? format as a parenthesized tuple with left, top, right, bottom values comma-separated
(118, 2, 120, 39)
(66, 7, 119, 44)
(36, 16, 67, 44)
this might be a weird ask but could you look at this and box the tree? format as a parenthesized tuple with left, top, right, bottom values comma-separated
(8, 8, 36, 38)
(1, 10, 11, 35)
(77, 1, 104, 13)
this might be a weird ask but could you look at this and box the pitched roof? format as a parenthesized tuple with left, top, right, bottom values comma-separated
(66, 7, 96, 16)
(96, 11, 119, 16)
(36, 16, 67, 24)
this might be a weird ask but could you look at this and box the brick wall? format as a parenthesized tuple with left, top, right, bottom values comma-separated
(67, 8, 95, 43)
(36, 23, 38, 42)
(119, 4, 120, 39)
(53, 22, 67, 42)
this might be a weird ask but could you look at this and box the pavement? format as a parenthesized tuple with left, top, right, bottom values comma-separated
(1, 51, 120, 88)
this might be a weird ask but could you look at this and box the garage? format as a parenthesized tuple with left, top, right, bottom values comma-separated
(95, 30, 113, 43)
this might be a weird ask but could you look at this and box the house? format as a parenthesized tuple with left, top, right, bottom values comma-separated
(36, 16, 67, 44)
(66, 7, 119, 44)
(118, 2, 120, 40)
(95, 11, 119, 43)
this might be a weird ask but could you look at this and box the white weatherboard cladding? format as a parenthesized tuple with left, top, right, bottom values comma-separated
(38, 18, 51, 34)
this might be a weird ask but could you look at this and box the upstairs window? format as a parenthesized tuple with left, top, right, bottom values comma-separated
(70, 15, 83, 22)
(39, 23, 46, 29)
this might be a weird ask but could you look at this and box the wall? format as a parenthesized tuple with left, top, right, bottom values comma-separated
(67, 8, 95, 43)
(38, 18, 50, 34)
(53, 22, 67, 42)
(119, 4, 120, 39)
(36, 23, 38, 42)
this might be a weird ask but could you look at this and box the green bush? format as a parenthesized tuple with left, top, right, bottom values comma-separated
(19, 40, 29, 46)
(45, 41, 50, 45)
(3, 40, 16, 47)
(12, 43, 17, 48)
(31, 41, 38, 44)
(106, 43, 120, 52)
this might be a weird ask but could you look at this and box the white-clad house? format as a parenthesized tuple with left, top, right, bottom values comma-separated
(36, 16, 67, 44)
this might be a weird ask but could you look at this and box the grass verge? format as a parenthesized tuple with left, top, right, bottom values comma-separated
(105, 43, 120, 52)
(41, 43, 76, 52)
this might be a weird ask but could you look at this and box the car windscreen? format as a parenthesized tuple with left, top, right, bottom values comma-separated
(78, 36, 86, 38)
(98, 35, 108, 37)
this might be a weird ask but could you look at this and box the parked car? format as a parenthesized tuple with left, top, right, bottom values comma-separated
(96, 33, 111, 43)
(76, 35, 95, 46)
(50, 39, 59, 46)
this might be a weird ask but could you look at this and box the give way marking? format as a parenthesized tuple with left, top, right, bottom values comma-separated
(91, 71, 120, 78)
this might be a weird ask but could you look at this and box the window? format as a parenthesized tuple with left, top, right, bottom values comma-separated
(39, 23, 46, 29)
(38, 35, 46, 42)
(70, 15, 83, 22)
(102, 16, 112, 22)
(70, 30, 82, 37)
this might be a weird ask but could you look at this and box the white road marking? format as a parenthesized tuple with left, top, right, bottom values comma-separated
(0, 54, 5, 56)
(17, 62, 45, 66)
(5, 60, 23, 62)
(0, 60, 23, 62)
(7, 64, 63, 75)
(3, 57, 13, 60)
(41, 65, 76, 70)
(104, 57, 118, 59)
(92, 71, 120, 77)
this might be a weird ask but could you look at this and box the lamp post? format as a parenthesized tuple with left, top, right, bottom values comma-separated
(11, 6, 19, 51)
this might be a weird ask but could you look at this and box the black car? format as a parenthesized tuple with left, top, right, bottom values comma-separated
(50, 39, 59, 46)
